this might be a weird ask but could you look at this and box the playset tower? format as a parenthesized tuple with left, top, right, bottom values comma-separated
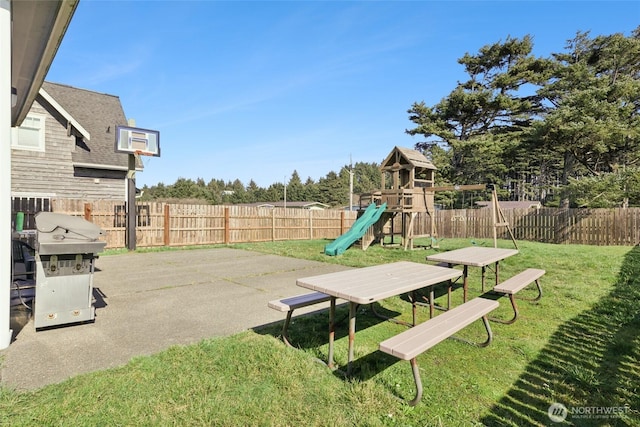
(358, 146, 514, 250)
(359, 146, 437, 250)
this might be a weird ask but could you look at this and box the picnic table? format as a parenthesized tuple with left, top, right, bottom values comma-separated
(296, 261, 462, 373)
(426, 246, 519, 301)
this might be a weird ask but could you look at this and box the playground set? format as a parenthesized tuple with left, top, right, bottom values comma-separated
(324, 146, 514, 256)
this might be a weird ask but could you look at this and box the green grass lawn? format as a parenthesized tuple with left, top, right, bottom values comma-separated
(1, 238, 639, 426)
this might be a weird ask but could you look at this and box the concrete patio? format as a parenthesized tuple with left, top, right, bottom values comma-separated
(1, 248, 350, 390)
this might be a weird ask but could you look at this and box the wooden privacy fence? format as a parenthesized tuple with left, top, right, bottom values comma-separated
(434, 207, 640, 246)
(51, 200, 357, 249)
(39, 199, 640, 248)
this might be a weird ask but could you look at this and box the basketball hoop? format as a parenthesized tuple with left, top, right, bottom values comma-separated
(134, 150, 154, 157)
(115, 125, 160, 157)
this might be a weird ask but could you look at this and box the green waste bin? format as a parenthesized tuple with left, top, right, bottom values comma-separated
(15, 212, 24, 232)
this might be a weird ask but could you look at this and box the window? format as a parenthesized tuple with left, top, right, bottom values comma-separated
(114, 204, 151, 228)
(12, 114, 46, 151)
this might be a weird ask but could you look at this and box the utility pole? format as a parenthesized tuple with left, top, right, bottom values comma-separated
(283, 176, 287, 209)
(349, 155, 354, 211)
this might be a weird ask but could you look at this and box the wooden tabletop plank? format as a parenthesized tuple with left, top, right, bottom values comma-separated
(296, 261, 462, 305)
(426, 247, 518, 267)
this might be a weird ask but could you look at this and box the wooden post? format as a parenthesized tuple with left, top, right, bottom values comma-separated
(272, 209, 276, 241)
(404, 212, 416, 250)
(163, 204, 170, 246)
(126, 153, 136, 251)
(492, 191, 498, 247)
(491, 186, 518, 249)
(84, 203, 92, 221)
(224, 206, 230, 244)
(340, 210, 345, 234)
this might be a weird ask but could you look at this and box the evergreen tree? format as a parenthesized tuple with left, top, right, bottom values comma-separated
(287, 170, 304, 202)
(265, 182, 284, 203)
(407, 35, 550, 189)
(205, 179, 223, 204)
(169, 178, 207, 200)
(246, 180, 266, 203)
(318, 171, 346, 206)
(224, 179, 248, 204)
(303, 177, 320, 202)
(352, 162, 380, 195)
(533, 29, 640, 182)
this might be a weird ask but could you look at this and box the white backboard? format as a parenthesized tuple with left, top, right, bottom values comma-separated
(115, 125, 160, 157)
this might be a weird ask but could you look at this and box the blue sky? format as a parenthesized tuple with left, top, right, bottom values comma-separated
(45, 0, 639, 188)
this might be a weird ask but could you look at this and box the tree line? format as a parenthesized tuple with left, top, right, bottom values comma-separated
(139, 162, 382, 207)
(142, 27, 640, 209)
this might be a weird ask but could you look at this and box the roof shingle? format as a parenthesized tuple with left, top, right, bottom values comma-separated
(41, 81, 133, 169)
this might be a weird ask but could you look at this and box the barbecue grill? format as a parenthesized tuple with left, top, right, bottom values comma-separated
(33, 212, 106, 329)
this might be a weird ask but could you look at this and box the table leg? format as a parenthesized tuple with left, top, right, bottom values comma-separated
(411, 290, 417, 326)
(429, 288, 434, 318)
(495, 261, 500, 285)
(347, 301, 357, 375)
(463, 265, 469, 302)
(328, 297, 336, 369)
(481, 266, 487, 292)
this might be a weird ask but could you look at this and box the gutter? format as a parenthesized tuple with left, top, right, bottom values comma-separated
(73, 162, 143, 172)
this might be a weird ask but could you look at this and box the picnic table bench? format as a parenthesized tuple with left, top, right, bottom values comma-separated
(491, 268, 544, 324)
(379, 297, 499, 406)
(268, 292, 331, 347)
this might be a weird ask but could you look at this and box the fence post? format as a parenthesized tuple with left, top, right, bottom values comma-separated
(554, 208, 568, 244)
(340, 210, 345, 234)
(84, 203, 92, 221)
(163, 204, 170, 246)
(224, 206, 230, 244)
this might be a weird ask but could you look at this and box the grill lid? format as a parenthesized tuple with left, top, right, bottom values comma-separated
(35, 212, 106, 255)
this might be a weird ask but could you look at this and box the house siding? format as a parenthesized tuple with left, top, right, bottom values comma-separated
(11, 97, 127, 201)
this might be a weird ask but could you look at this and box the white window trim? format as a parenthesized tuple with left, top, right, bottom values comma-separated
(11, 112, 46, 152)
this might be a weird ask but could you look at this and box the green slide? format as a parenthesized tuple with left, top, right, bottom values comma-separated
(324, 203, 387, 256)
